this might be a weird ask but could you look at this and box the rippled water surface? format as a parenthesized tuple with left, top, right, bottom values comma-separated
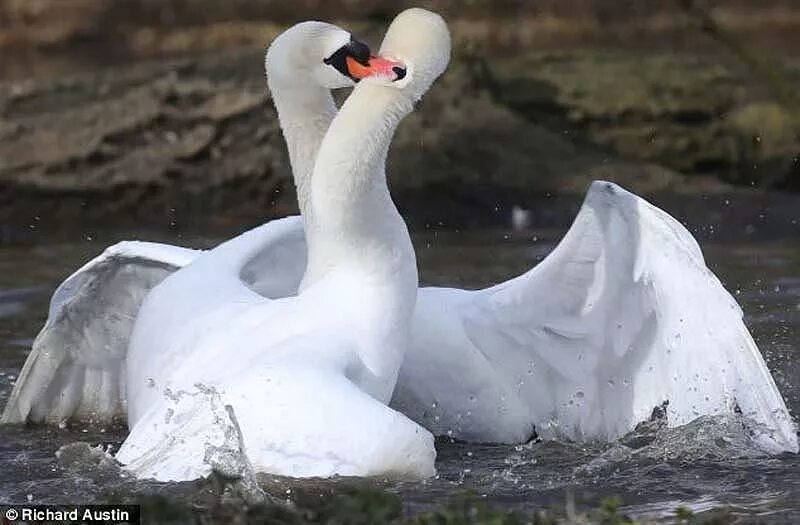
(0, 227, 799, 522)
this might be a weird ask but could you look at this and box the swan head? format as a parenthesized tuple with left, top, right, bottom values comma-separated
(265, 21, 406, 90)
(373, 8, 451, 100)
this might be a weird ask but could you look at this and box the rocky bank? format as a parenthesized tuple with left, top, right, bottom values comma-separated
(0, 1, 798, 235)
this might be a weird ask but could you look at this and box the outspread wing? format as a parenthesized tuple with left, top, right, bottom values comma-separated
(394, 181, 797, 453)
(2, 216, 309, 426)
(1, 242, 199, 425)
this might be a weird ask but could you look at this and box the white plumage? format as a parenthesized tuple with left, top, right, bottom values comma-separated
(394, 181, 796, 453)
(2, 8, 795, 483)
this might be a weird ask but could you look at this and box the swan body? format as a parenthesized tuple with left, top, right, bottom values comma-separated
(117, 218, 432, 480)
(3, 8, 796, 472)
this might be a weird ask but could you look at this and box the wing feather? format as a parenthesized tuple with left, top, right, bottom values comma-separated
(3, 217, 309, 426)
(2, 242, 198, 424)
(395, 181, 796, 452)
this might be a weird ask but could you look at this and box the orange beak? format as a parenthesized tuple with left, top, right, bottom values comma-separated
(346, 55, 406, 82)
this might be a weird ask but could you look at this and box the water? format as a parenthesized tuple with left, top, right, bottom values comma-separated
(0, 227, 799, 522)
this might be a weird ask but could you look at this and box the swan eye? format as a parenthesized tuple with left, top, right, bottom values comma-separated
(323, 36, 372, 81)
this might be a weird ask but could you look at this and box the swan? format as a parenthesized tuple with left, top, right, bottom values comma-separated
(117, 8, 448, 481)
(3, 9, 796, 456)
(0, 19, 386, 423)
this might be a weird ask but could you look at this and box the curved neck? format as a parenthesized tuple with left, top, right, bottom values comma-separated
(267, 75, 336, 233)
(307, 83, 417, 396)
(308, 83, 415, 281)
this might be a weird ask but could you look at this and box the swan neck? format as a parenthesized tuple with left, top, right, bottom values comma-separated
(308, 83, 416, 278)
(307, 83, 418, 390)
(268, 76, 336, 229)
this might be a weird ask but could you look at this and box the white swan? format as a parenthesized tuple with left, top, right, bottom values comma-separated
(0, 19, 384, 423)
(114, 9, 448, 481)
(3, 9, 796, 457)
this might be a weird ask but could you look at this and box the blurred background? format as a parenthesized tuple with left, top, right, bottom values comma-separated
(0, 0, 798, 235)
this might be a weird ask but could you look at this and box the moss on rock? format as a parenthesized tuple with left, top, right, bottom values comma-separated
(491, 50, 799, 189)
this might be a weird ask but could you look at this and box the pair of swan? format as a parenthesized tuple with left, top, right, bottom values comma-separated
(2, 9, 796, 482)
